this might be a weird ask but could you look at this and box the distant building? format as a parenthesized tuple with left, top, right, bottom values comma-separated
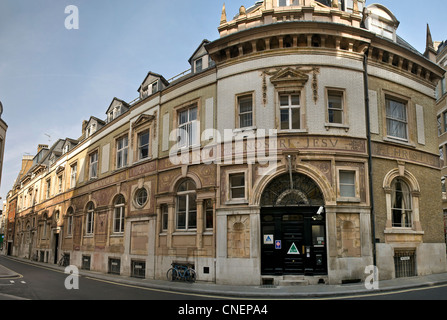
(435, 33, 447, 250)
(5, 0, 446, 285)
(0, 101, 7, 252)
(0, 101, 7, 190)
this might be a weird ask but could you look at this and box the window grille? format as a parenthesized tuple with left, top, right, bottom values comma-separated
(108, 258, 121, 275)
(394, 250, 416, 278)
(131, 260, 146, 279)
(82, 255, 91, 270)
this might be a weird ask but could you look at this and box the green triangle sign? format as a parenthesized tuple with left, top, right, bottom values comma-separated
(288, 243, 300, 255)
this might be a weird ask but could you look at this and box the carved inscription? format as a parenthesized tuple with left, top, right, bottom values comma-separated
(273, 136, 366, 153)
(372, 142, 440, 168)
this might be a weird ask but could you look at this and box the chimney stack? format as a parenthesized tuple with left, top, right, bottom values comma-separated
(37, 144, 49, 153)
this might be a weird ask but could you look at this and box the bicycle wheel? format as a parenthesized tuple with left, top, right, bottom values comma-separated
(166, 268, 178, 281)
(185, 269, 196, 283)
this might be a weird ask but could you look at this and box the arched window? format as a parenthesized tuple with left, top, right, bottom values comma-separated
(176, 179, 197, 230)
(66, 207, 74, 236)
(85, 202, 95, 235)
(114, 195, 125, 233)
(391, 178, 412, 228)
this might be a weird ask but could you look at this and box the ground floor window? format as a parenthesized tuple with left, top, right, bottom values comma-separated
(108, 258, 121, 275)
(394, 250, 416, 278)
(131, 260, 146, 279)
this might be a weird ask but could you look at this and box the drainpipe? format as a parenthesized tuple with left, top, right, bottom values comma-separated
(363, 50, 377, 268)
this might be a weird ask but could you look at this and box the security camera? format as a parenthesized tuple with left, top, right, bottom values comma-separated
(317, 206, 324, 215)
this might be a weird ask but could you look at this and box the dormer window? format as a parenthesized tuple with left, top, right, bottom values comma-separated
(151, 81, 158, 94)
(108, 111, 114, 123)
(88, 123, 96, 137)
(63, 145, 69, 155)
(195, 58, 203, 73)
(113, 106, 121, 119)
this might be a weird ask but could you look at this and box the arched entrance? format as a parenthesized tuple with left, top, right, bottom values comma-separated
(260, 173, 328, 276)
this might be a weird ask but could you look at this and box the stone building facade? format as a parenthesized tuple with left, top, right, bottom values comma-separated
(5, 0, 447, 286)
(435, 36, 447, 249)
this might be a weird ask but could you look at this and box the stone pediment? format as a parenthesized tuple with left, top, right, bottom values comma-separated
(132, 114, 155, 130)
(269, 67, 310, 89)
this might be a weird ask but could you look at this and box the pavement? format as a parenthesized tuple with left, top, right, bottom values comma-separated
(2, 255, 447, 299)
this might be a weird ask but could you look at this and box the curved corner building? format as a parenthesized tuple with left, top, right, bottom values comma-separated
(6, 0, 447, 286)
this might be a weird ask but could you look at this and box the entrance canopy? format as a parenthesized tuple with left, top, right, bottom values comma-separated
(261, 173, 324, 207)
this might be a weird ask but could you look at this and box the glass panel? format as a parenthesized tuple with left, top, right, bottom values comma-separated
(328, 92, 343, 110)
(239, 96, 253, 113)
(239, 113, 253, 128)
(291, 95, 300, 105)
(188, 194, 197, 228)
(177, 211, 186, 229)
(386, 99, 406, 122)
(230, 174, 245, 187)
(188, 210, 197, 229)
(387, 119, 407, 140)
(178, 180, 196, 192)
(139, 131, 150, 159)
(179, 110, 188, 125)
(312, 225, 325, 246)
(189, 120, 197, 145)
(280, 95, 289, 106)
(340, 185, 355, 198)
(205, 200, 213, 229)
(291, 108, 300, 129)
(189, 107, 197, 121)
(340, 171, 355, 184)
(280, 109, 289, 130)
(231, 187, 245, 199)
(162, 206, 168, 230)
(115, 195, 125, 205)
(139, 131, 149, 146)
(329, 109, 343, 124)
(230, 174, 245, 199)
(136, 189, 148, 206)
(91, 163, 97, 178)
(178, 195, 187, 212)
(339, 171, 355, 197)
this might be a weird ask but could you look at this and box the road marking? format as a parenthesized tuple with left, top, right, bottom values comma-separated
(0, 261, 24, 280)
(21, 281, 26, 284)
(9, 280, 14, 284)
(2, 257, 66, 275)
(85, 277, 239, 300)
(321, 283, 447, 300)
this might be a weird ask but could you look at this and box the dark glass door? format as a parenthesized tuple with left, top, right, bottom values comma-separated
(261, 207, 327, 276)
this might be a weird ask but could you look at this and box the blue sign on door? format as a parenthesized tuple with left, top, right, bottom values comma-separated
(275, 240, 282, 250)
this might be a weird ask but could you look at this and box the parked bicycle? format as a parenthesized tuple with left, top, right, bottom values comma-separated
(166, 263, 196, 283)
(58, 253, 70, 267)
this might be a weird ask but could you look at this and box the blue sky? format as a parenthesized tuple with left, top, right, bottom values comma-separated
(0, 0, 445, 202)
